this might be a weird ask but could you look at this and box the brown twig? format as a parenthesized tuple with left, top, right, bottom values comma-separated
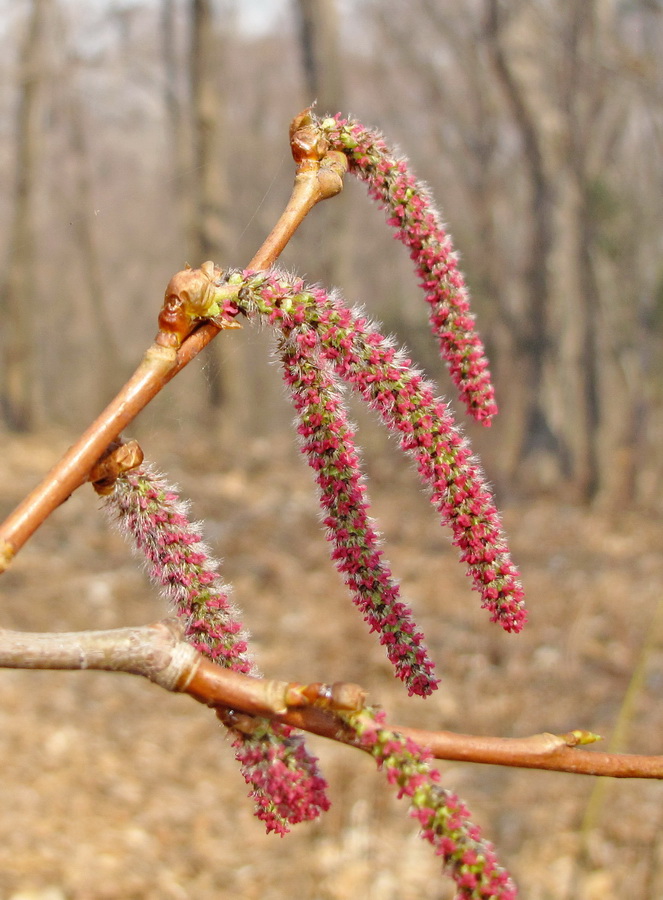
(395, 726, 663, 779)
(0, 620, 365, 719)
(163, 112, 347, 377)
(1, 620, 661, 780)
(0, 110, 346, 573)
(0, 345, 176, 569)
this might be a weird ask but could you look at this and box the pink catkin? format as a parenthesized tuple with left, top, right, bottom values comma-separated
(230, 721, 330, 835)
(279, 333, 439, 696)
(106, 465, 329, 833)
(320, 113, 497, 425)
(108, 466, 253, 670)
(236, 273, 526, 633)
(347, 708, 517, 899)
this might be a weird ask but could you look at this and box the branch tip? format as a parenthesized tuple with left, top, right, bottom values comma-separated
(563, 729, 603, 747)
(0, 540, 14, 573)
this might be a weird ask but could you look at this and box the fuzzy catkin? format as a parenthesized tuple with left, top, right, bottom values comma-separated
(320, 113, 497, 424)
(346, 707, 517, 899)
(280, 331, 440, 696)
(105, 465, 330, 833)
(234, 271, 526, 634)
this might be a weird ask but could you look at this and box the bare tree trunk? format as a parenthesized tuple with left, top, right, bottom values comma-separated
(555, 2, 601, 501)
(484, 0, 561, 486)
(161, 0, 195, 250)
(191, 0, 229, 265)
(189, 0, 231, 409)
(293, 0, 349, 288)
(0, 0, 48, 431)
(294, 0, 344, 115)
(55, 6, 123, 400)
(556, 0, 640, 504)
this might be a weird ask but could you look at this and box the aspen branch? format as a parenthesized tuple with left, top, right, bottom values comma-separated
(0, 110, 346, 573)
(396, 726, 663, 779)
(4, 100, 650, 895)
(1, 620, 660, 780)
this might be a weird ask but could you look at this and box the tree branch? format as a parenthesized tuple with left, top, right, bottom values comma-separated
(1, 620, 660, 780)
(397, 726, 663, 779)
(0, 110, 346, 573)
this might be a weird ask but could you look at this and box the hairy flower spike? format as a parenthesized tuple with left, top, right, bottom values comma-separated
(319, 114, 497, 425)
(279, 334, 440, 696)
(231, 722, 329, 834)
(229, 718, 330, 835)
(105, 465, 329, 832)
(344, 707, 517, 899)
(234, 273, 526, 633)
(98, 112, 525, 850)
(107, 465, 254, 671)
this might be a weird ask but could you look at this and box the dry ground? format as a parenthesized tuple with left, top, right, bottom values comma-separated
(1, 426, 662, 900)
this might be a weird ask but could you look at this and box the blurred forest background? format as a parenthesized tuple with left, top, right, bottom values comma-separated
(2, 2, 663, 899)
(2, 0, 663, 505)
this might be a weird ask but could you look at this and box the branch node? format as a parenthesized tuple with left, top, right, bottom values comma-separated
(317, 150, 348, 199)
(156, 263, 241, 349)
(154, 640, 201, 693)
(88, 440, 145, 495)
(284, 681, 367, 711)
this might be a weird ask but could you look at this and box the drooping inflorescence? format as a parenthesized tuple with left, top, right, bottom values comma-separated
(279, 331, 440, 696)
(228, 270, 526, 642)
(108, 466, 253, 672)
(134, 112, 525, 889)
(228, 715, 330, 835)
(319, 113, 497, 425)
(105, 466, 330, 834)
(345, 707, 517, 900)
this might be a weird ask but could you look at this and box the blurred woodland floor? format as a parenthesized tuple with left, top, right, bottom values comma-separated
(1, 425, 663, 900)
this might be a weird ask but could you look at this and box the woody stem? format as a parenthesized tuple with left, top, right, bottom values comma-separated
(0, 118, 345, 572)
(1, 619, 661, 780)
